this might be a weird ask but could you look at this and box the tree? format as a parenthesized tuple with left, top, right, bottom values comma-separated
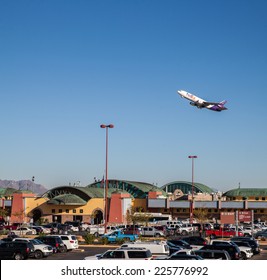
(194, 208, 209, 224)
(193, 208, 210, 237)
(126, 206, 152, 226)
(0, 208, 9, 222)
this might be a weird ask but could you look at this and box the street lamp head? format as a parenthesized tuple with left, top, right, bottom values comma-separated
(100, 124, 114, 129)
(188, 155, 197, 159)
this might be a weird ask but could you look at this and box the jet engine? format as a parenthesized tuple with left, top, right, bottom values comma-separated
(190, 102, 197, 107)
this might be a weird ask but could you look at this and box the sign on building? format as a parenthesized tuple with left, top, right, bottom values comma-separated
(220, 212, 235, 224)
(238, 211, 252, 222)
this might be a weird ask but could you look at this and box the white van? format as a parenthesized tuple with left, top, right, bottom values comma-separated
(120, 240, 169, 256)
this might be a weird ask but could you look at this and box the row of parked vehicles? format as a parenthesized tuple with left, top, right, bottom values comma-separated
(84, 236, 261, 260)
(0, 234, 79, 260)
(3, 219, 266, 239)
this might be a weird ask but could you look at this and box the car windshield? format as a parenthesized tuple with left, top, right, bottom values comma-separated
(31, 239, 43, 245)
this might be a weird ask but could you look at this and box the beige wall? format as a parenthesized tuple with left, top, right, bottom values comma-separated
(27, 197, 105, 222)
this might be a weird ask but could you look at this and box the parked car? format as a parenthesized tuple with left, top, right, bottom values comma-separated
(176, 224, 194, 235)
(167, 239, 192, 249)
(79, 222, 90, 231)
(51, 235, 79, 250)
(35, 236, 66, 253)
(30, 226, 51, 234)
(230, 236, 261, 255)
(64, 221, 81, 230)
(102, 230, 138, 243)
(166, 241, 184, 254)
(10, 227, 37, 235)
(254, 229, 267, 239)
(210, 239, 253, 259)
(200, 243, 241, 260)
(0, 241, 35, 260)
(12, 238, 53, 259)
(84, 247, 153, 260)
(140, 226, 165, 237)
(160, 255, 204, 260)
(122, 225, 141, 235)
(231, 240, 254, 259)
(194, 249, 231, 260)
(121, 240, 169, 256)
(180, 236, 208, 250)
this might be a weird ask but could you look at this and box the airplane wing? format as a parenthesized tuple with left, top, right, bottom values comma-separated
(203, 101, 222, 106)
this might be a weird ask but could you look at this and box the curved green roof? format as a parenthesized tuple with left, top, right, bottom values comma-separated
(86, 179, 166, 198)
(42, 186, 103, 201)
(161, 181, 214, 194)
(42, 185, 132, 205)
(223, 188, 267, 197)
(47, 194, 87, 205)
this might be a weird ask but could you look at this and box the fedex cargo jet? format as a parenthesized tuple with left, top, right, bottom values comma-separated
(177, 90, 227, 112)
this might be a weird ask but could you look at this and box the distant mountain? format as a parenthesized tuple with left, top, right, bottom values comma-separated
(0, 180, 48, 195)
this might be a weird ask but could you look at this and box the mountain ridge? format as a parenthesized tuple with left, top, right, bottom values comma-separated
(0, 179, 48, 195)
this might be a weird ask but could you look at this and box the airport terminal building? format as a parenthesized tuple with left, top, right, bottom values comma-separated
(1, 180, 267, 224)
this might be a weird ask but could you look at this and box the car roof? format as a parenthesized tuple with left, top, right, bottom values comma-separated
(117, 247, 149, 251)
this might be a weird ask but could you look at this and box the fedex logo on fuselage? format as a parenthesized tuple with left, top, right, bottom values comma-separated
(186, 92, 197, 100)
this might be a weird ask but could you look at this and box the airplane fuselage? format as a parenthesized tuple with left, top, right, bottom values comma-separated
(177, 90, 227, 112)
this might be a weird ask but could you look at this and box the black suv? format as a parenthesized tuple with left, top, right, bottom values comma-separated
(35, 236, 66, 253)
(230, 237, 260, 255)
(180, 236, 208, 246)
(201, 243, 241, 260)
(0, 241, 35, 260)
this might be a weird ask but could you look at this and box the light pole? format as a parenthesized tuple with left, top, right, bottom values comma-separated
(100, 124, 114, 233)
(188, 155, 197, 223)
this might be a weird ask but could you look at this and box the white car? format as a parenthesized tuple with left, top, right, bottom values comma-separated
(84, 248, 153, 260)
(69, 225, 79, 232)
(51, 235, 79, 250)
(154, 249, 194, 260)
(31, 226, 51, 234)
(11, 227, 37, 235)
(80, 222, 90, 231)
(121, 240, 169, 256)
(12, 238, 53, 259)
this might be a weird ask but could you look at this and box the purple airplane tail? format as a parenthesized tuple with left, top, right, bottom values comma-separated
(220, 100, 227, 105)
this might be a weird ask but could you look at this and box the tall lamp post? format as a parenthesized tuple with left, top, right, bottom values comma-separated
(100, 124, 114, 233)
(188, 155, 197, 223)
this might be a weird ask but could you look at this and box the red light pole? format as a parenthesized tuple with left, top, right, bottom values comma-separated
(188, 155, 197, 223)
(100, 124, 114, 233)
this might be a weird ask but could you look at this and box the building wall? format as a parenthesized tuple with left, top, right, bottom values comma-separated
(27, 197, 105, 223)
(132, 198, 146, 211)
(7, 190, 267, 225)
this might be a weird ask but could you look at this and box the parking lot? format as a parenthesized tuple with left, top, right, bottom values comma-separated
(37, 244, 267, 260)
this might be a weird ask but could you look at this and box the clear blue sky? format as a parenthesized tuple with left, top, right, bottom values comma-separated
(1, 0, 267, 192)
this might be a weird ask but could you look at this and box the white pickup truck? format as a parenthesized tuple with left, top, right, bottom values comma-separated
(86, 225, 118, 237)
(140, 226, 165, 237)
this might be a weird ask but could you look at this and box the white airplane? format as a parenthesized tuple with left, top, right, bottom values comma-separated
(177, 90, 227, 112)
